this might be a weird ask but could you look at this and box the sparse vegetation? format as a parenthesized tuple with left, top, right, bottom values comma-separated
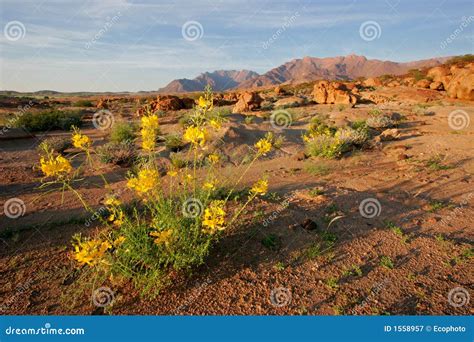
(97, 141, 137, 166)
(15, 109, 83, 131)
(380, 256, 394, 269)
(165, 133, 185, 152)
(109, 122, 136, 143)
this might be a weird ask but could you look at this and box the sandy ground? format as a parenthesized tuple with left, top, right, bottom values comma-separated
(0, 86, 472, 315)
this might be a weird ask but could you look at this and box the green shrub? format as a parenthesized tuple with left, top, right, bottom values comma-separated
(305, 135, 347, 159)
(97, 141, 137, 166)
(73, 100, 94, 107)
(335, 127, 369, 146)
(165, 133, 185, 152)
(366, 115, 395, 129)
(16, 110, 83, 131)
(109, 122, 136, 143)
(37, 136, 72, 155)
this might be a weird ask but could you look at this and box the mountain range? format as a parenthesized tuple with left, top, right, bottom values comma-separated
(158, 54, 450, 93)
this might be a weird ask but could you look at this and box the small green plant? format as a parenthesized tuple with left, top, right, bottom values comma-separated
(380, 255, 394, 269)
(304, 162, 331, 176)
(274, 261, 286, 271)
(244, 115, 255, 125)
(425, 155, 451, 171)
(169, 153, 187, 169)
(428, 200, 446, 212)
(325, 277, 339, 289)
(97, 141, 137, 166)
(368, 108, 383, 116)
(73, 99, 94, 107)
(37, 136, 72, 155)
(110, 122, 136, 143)
(343, 264, 363, 277)
(165, 133, 185, 152)
(308, 188, 324, 197)
(261, 234, 281, 251)
(337, 104, 346, 112)
(435, 233, 446, 243)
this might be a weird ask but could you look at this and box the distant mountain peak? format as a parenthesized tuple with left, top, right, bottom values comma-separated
(158, 70, 259, 93)
(158, 54, 451, 93)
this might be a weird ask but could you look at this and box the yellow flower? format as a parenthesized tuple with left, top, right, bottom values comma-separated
(141, 114, 159, 151)
(150, 229, 173, 246)
(113, 236, 126, 247)
(184, 173, 194, 184)
(209, 118, 221, 130)
(141, 127, 156, 151)
(198, 96, 213, 110)
(40, 155, 73, 178)
(207, 153, 220, 165)
(183, 126, 207, 147)
(167, 170, 178, 177)
(73, 239, 111, 267)
(108, 209, 124, 226)
(72, 132, 91, 150)
(141, 114, 159, 130)
(104, 197, 121, 207)
(250, 179, 268, 196)
(202, 200, 226, 234)
(127, 169, 159, 194)
(203, 181, 216, 191)
(255, 137, 272, 155)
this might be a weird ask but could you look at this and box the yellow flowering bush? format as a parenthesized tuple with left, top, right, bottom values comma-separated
(40, 154, 73, 178)
(38, 87, 272, 297)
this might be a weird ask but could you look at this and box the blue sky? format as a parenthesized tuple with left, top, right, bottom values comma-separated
(1, 0, 473, 92)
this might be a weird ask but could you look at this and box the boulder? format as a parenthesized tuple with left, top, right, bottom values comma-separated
(363, 77, 382, 87)
(415, 79, 431, 89)
(446, 66, 474, 100)
(427, 66, 449, 83)
(232, 91, 263, 113)
(312, 81, 357, 106)
(429, 81, 444, 91)
(153, 95, 183, 111)
(274, 86, 288, 96)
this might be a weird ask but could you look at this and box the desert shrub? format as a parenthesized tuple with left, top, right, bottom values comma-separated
(305, 134, 347, 159)
(38, 87, 272, 297)
(109, 122, 136, 143)
(408, 69, 426, 81)
(303, 116, 370, 158)
(97, 141, 137, 166)
(366, 115, 395, 129)
(73, 99, 94, 107)
(446, 54, 474, 66)
(335, 127, 369, 146)
(244, 115, 255, 125)
(165, 134, 185, 152)
(367, 108, 382, 116)
(15, 109, 82, 131)
(37, 136, 72, 155)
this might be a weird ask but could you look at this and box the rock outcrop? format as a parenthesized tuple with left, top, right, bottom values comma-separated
(312, 81, 357, 106)
(232, 91, 263, 113)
